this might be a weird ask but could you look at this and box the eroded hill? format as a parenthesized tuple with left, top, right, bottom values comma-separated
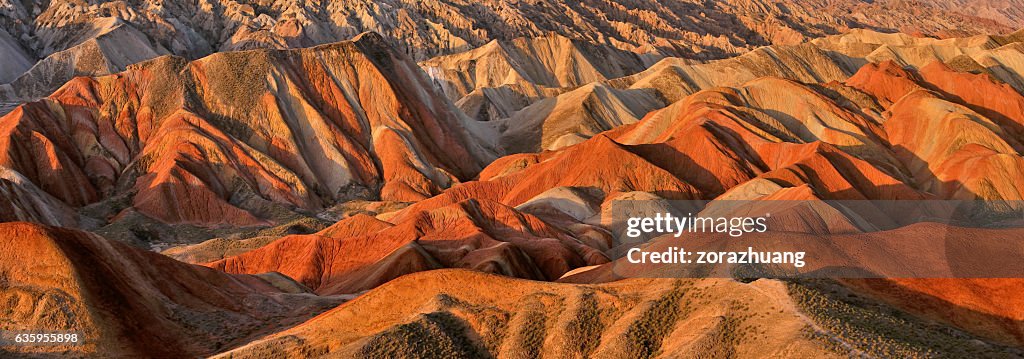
(0, 32, 497, 246)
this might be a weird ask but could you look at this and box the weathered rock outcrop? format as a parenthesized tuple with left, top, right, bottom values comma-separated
(0, 33, 497, 230)
(4, 0, 1023, 114)
(0, 221, 344, 358)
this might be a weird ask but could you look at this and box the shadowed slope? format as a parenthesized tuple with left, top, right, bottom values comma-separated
(310, 58, 1024, 347)
(420, 33, 662, 102)
(4, 0, 1018, 118)
(208, 199, 610, 294)
(0, 33, 497, 236)
(0, 19, 167, 102)
(0, 222, 345, 357)
(213, 270, 1018, 358)
(448, 29, 1024, 152)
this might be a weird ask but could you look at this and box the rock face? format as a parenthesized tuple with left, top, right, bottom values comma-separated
(194, 47, 1024, 353)
(236, 47, 1024, 352)
(207, 198, 610, 294)
(426, 28, 1024, 154)
(0, 28, 33, 84)
(3, 8, 1024, 357)
(0, 166, 80, 227)
(0, 18, 168, 102)
(2, 0, 1024, 113)
(0, 33, 496, 235)
(0, 221, 344, 358)
(419, 33, 663, 105)
(497, 83, 665, 152)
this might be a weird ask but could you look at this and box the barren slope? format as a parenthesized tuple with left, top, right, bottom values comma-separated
(199, 55, 1024, 349)
(214, 270, 1018, 358)
(430, 29, 1024, 154)
(2, 21, 1024, 358)
(0, 32, 496, 245)
(0, 221, 344, 358)
(3, 0, 1023, 113)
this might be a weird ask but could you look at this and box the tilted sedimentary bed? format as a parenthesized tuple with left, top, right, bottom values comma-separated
(1, 11, 1024, 357)
(3, 0, 1024, 113)
(0, 222, 345, 357)
(0, 33, 496, 232)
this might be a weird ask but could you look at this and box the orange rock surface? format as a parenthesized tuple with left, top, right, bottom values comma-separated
(208, 199, 609, 294)
(3, 24, 1024, 357)
(0, 222, 343, 357)
(0, 33, 496, 228)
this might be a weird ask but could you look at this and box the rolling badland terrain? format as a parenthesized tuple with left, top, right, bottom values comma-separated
(2, 0, 1024, 357)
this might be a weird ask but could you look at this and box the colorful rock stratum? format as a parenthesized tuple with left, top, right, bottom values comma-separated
(2, 0, 1024, 357)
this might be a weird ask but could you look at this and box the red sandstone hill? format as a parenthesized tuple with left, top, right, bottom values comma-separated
(192, 49, 1024, 352)
(4, 25, 1024, 357)
(3, 0, 1021, 111)
(0, 32, 497, 243)
(0, 221, 345, 357)
(207, 198, 610, 295)
(425, 28, 1024, 157)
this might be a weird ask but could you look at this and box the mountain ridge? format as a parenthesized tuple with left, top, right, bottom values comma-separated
(0, 32, 498, 245)
(3, 0, 1024, 113)
(1, 13, 1024, 358)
